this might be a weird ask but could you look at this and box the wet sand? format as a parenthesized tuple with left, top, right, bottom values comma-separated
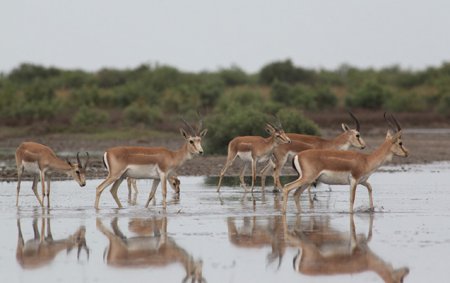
(1, 162, 450, 283)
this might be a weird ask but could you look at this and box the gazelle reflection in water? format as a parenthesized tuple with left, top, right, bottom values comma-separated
(97, 217, 205, 283)
(227, 215, 287, 268)
(16, 215, 89, 269)
(286, 214, 409, 283)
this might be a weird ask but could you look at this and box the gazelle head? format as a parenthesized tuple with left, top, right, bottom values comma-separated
(181, 119, 208, 155)
(170, 176, 181, 193)
(67, 152, 89, 187)
(341, 111, 366, 150)
(385, 113, 409, 157)
(265, 119, 291, 144)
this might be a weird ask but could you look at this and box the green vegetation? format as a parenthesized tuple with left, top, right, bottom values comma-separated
(1, 61, 449, 153)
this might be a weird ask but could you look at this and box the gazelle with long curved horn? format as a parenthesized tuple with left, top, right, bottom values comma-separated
(95, 120, 207, 209)
(261, 112, 366, 190)
(217, 120, 291, 192)
(15, 142, 89, 207)
(282, 114, 408, 214)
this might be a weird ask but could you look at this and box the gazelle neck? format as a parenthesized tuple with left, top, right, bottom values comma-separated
(367, 140, 393, 172)
(325, 132, 351, 150)
(173, 143, 193, 167)
(47, 156, 72, 172)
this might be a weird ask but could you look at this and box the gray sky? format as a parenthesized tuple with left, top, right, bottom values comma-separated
(1, 0, 449, 73)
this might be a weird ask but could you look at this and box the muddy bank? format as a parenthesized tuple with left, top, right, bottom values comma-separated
(1, 128, 449, 181)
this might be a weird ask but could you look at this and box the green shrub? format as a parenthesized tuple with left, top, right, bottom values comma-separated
(386, 92, 427, 112)
(314, 87, 337, 109)
(124, 102, 162, 125)
(437, 92, 450, 116)
(346, 81, 391, 109)
(276, 109, 320, 135)
(71, 105, 109, 130)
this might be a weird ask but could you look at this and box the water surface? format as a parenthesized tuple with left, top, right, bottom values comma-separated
(1, 163, 450, 282)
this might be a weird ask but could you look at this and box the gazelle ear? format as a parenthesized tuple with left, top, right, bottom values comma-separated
(390, 131, 402, 143)
(199, 129, 208, 137)
(341, 123, 350, 132)
(180, 128, 189, 139)
(385, 130, 393, 139)
(265, 123, 276, 134)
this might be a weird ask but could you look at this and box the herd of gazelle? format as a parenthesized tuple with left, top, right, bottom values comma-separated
(14, 113, 408, 213)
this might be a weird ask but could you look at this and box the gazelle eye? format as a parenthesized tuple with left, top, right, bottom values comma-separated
(399, 142, 403, 146)
(356, 134, 360, 138)
(189, 140, 194, 144)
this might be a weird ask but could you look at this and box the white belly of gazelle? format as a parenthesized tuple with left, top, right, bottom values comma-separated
(22, 161, 41, 174)
(126, 164, 160, 179)
(317, 170, 351, 185)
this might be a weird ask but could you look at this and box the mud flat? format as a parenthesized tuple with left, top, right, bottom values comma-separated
(0, 162, 449, 282)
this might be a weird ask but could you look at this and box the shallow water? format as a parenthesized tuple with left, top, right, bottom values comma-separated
(1, 163, 450, 283)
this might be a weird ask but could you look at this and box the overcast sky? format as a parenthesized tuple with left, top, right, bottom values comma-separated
(1, 0, 449, 73)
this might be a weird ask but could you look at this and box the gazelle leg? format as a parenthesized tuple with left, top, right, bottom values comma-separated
(273, 156, 287, 191)
(293, 184, 311, 212)
(145, 179, 161, 208)
(46, 176, 51, 208)
(95, 176, 119, 209)
(250, 159, 256, 192)
(239, 163, 248, 189)
(127, 178, 133, 200)
(40, 171, 46, 207)
(307, 184, 314, 207)
(282, 177, 309, 214)
(260, 160, 274, 189)
(349, 178, 358, 214)
(31, 175, 44, 207)
(16, 167, 24, 207)
(110, 178, 124, 208)
(361, 181, 374, 211)
(161, 174, 168, 207)
(217, 153, 237, 192)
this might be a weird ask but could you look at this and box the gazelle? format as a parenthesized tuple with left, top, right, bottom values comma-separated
(282, 114, 408, 213)
(15, 142, 89, 207)
(217, 122, 291, 192)
(287, 214, 409, 283)
(260, 112, 366, 190)
(97, 217, 205, 282)
(95, 120, 207, 209)
(16, 217, 89, 269)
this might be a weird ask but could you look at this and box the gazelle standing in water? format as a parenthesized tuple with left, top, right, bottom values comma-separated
(282, 114, 408, 213)
(95, 120, 207, 209)
(217, 121, 291, 192)
(15, 141, 89, 207)
(260, 112, 366, 190)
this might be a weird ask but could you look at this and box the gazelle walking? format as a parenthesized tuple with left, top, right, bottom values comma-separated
(217, 121, 291, 192)
(95, 120, 207, 209)
(15, 142, 89, 207)
(260, 112, 366, 190)
(282, 114, 408, 214)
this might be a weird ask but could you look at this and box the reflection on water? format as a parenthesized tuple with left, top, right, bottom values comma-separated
(288, 214, 409, 283)
(16, 210, 89, 269)
(96, 216, 205, 283)
(227, 212, 409, 283)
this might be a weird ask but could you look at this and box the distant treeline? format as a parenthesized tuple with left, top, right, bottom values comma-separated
(1, 60, 449, 153)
